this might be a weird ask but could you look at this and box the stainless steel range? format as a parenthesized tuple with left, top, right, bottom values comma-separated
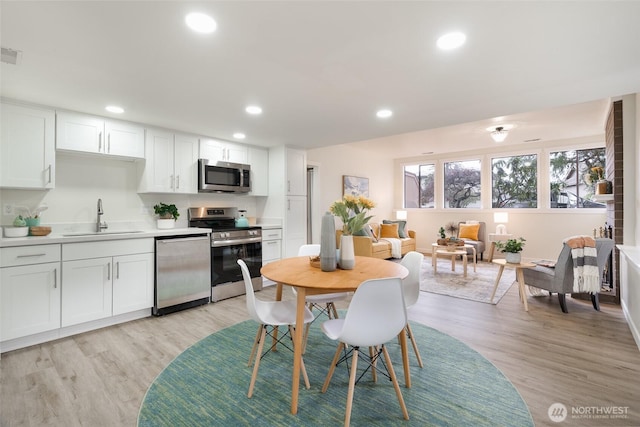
(188, 207, 262, 302)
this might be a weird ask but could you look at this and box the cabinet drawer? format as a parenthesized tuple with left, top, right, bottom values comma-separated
(262, 229, 282, 241)
(63, 238, 154, 261)
(0, 245, 61, 267)
(262, 239, 281, 262)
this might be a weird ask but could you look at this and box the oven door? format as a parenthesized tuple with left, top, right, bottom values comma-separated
(211, 239, 262, 286)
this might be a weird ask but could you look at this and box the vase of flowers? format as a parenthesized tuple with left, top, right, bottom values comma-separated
(584, 165, 610, 195)
(330, 195, 375, 269)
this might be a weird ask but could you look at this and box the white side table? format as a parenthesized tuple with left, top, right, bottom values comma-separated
(488, 233, 513, 262)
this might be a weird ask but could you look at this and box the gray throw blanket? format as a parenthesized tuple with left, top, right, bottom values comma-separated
(563, 236, 600, 293)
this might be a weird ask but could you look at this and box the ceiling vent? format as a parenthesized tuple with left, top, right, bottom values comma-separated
(1, 47, 23, 65)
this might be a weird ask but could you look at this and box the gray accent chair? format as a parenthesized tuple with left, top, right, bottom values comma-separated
(457, 221, 486, 261)
(522, 238, 614, 313)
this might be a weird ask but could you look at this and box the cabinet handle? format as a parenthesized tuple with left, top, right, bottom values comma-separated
(107, 134, 111, 153)
(17, 253, 46, 258)
(107, 262, 111, 280)
(176, 175, 180, 189)
(116, 262, 120, 279)
(99, 131, 102, 152)
(267, 233, 279, 238)
(267, 241, 278, 245)
(287, 180, 291, 193)
(170, 174, 175, 190)
(53, 268, 57, 289)
(47, 165, 52, 184)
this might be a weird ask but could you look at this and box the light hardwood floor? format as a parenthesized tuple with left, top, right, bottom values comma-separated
(1, 277, 639, 427)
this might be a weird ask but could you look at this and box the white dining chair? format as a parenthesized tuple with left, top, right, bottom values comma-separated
(321, 277, 409, 427)
(295, 244, 350, 351)
(400, 251, 425, 368)
(238, 259, 314, 398)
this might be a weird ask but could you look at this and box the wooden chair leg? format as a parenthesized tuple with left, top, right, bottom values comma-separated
(382, 345, 409, 421)
(406, 323, 423, 368)
(248, 326, 267, 398)
(369, 346, 378, 383)
(322, 342, 345, 393)
(288, 325, 310, 389)
(248, 324, 262, 366)
(344, 347, 359, 427)
(330, 302, 339, 319)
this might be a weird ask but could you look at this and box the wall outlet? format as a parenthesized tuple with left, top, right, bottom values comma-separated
(3, 204, 14, 215)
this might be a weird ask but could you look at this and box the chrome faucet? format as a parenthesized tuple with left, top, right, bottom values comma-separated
(96, 198, 108, 232)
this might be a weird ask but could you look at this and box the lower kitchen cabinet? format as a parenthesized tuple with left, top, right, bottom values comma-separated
(0, 262, 60, 341)
(112, 253, 154, 315)
(61, 257, 113, 327)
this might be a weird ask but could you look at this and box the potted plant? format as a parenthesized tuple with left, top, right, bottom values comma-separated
(495, 237, 526, 264)
(154, 203, 179, 229)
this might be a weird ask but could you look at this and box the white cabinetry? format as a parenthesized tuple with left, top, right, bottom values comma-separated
(200, 138, 248, 164)
(0, 102, 55, 189)
(248, 146, 269, 196)
(56, 111, 145, 159)
(262, 228, 282, 265)
(61, 239, 154, 327)
(263, 146, 308, 258)
(0, 245, 61, 341)
(138, 127, 198, 193)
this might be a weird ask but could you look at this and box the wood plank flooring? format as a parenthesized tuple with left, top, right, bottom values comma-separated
(1, 277, 639, 427)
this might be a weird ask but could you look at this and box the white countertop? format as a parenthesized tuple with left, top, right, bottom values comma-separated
(0, 227, 211, 248)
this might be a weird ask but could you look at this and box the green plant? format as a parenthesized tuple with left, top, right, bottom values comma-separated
(154, 203, 180, 221)
(495, 237, 526, 253)
(438, 226, 446, 239)
(329, 195, 375, 235)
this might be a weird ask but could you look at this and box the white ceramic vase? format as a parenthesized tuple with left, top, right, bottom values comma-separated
(505, 252, 521, 264)
(157, 218, 175, 229)
(339, 234, 355, 270)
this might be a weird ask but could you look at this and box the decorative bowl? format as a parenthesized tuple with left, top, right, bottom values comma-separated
(309, 256, 321, 268)
(29, 226, 52, 236)
(4, 226, 29, 238)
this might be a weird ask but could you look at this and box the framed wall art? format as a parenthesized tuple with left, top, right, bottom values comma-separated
(343, 175, 369, 197)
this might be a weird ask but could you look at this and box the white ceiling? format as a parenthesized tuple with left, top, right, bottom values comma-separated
(1, 1, 639, 158)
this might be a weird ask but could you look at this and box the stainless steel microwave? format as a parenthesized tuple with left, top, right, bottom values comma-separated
(198, 159, 251, 193)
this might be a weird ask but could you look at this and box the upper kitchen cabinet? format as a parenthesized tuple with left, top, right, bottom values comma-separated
(247, 146, 269, 196)
(56, 111, 145, 159)
(0, 102, 56, 189)
(138, 127, 198, 194)
(286, 148, 307, 195)
(199, 138, 248, 164)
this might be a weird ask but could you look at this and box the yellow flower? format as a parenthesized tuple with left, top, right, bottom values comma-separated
(329, 195, 376, 235)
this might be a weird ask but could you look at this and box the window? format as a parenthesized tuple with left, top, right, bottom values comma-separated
(492, 154, 538, 208)
(444, 160, 481, 208)
(404, 164, 434, 208)
(549, 148, 605, 209)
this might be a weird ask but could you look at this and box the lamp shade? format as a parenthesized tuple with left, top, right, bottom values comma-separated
(396, 210, 407, 220)
(494, 212, 509, 234)
(490, 127, 508, 143)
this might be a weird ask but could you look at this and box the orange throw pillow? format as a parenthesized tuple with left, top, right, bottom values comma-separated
(380, 223, 399, 238)
(459, 223, 480, 240)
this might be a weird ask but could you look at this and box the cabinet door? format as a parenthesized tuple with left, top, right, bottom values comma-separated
(284, 196, 308, 258)
(248, 146, 269, 196)
(262, 239, 282, 263)
(0, 263, 60, 341)
(61, 257, 112, 327)
(199, 138, 226, 162)
(112, 253, 154, 315)
(56, 112, 103, 154)
(140, 128, 174, 192)
(1, 103, 55, 189)
(225, 143, 248, 164)
(173, 134, 198, 194)
(286, 148, 307, 195)
(104, 120, 145, 158)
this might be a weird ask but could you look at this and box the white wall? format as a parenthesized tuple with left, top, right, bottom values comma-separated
(0, 152, 262, 232)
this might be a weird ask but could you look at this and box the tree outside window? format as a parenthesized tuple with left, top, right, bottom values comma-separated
(444, 160, 481, 208)
(492, 154, 537, 208)
(549, 148, 605, 209)
(404, 164, 434, 208)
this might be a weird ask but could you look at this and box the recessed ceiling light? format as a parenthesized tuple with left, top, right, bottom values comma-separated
(185, 12, 217, 34)
(376, 109, 393, 118)
(245, 105, 262, 115)
(233, 133, 246, 140)
(105, 105, 124, 114)
(437, 32, 466, 50)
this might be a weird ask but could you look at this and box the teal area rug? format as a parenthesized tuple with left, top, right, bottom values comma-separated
(138, 319, 532, 426)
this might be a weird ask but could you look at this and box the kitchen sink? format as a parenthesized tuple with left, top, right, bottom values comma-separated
(62, 230, 145, 237)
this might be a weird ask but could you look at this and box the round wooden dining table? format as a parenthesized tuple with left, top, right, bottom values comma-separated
(261, 255, 409, 415)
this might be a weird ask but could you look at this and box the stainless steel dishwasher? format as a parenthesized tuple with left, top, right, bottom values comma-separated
(153, 234, 211, 316)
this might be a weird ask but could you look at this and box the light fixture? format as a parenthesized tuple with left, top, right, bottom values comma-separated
(233, 133, 246, 140)
(185, 12, 217, 34)
(437, 32, 466, 50)
(376, 109, 393, 118)
(493, 212, 509, 234)
(245, 105, 262, 115)
(490, 126, 508, 143)
(396, 210, 407, 220)
(105, 105, 124, 114)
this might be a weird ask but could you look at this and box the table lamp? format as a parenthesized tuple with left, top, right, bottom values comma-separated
(396, 210, 408, 220)
(494, 212, 509, 234)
